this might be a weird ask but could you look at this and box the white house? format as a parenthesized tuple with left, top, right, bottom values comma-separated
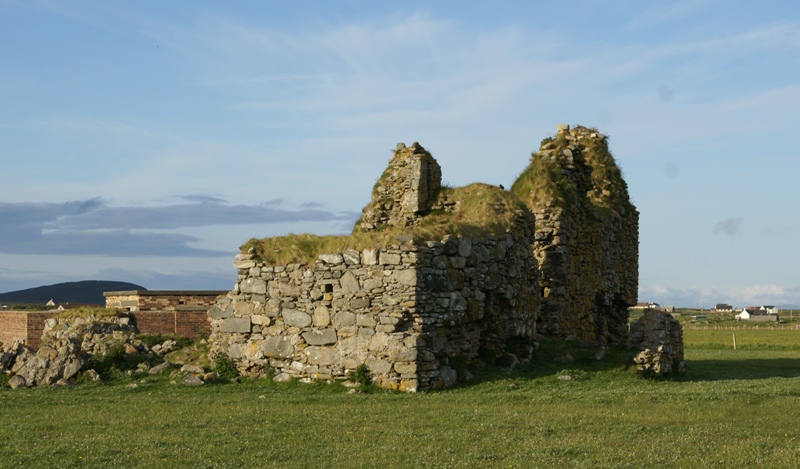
(736, 308, 752, 320)
(736, 306, 780, 321)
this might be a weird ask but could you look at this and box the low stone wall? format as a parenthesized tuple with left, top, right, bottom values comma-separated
(209, 230, 538, 391)
(3, 314, 136, 388)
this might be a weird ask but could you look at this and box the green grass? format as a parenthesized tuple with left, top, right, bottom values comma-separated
(243, 183, 527, 265)
(510, 125, 633, 219)
(684, 329, 800, 349)
(2, 331, 800, 467)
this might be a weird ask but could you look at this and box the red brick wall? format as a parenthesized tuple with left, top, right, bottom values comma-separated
(129, 311, 209, 338)
(105, 292, 225, 311)
(130, 311, 176, 336)
(1, 310, 209, 350)
(0, 312, 28, 347)
(174, 311, 211, 338)
(26, 312, 59, 349)
(0, 311, 58, 349)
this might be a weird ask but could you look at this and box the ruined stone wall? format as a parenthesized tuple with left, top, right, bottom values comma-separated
(357, 142, 442, 230)
(211, 128, 638, 390)
(517, 125, 638, 344)
(208, 227, 537, 391)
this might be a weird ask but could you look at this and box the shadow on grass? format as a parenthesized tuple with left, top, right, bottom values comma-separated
(685, 358, 800, 381)
(451, 338, 637, 388)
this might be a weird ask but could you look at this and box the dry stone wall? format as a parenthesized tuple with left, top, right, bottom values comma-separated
(515, 125, 638, 344)
(357, 142, 442, 230)
(209, 227, 538, 391)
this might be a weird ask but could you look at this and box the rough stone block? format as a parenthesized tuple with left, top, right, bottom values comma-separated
(251, 315, 270, 326)
(362, 249, 379, 265)
(343, 249, 361, 265)
(302, 328, 338, 346)
(220, 317, 251, 333)
(319, 253, 344, 265)
(394, 269, 417, 286)
(380, 253, 402, 265)
(209, 302, 234, 319)
(282, 309, 312, 328)
(306, 346, 338, 366)
(313, 306, 331, 327)
(340, 271, 361, 292)
(263, 336, 294, 359)
(240, 278, 267, 295)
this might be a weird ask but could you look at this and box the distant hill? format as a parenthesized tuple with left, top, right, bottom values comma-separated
(0, 280, 146, 306)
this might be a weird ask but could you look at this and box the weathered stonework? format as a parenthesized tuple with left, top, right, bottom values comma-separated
(357, 142, 442, 230)
(209, 228, 538, 391)
(512, 125, 638, 343)
(628, 309, 685, 376)
(209, 125, 640, 390)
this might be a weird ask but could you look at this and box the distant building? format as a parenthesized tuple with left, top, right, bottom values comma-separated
(736, 306, 779, 321)
(632, 302, 660, 310)
(714, 303, 733, 312)
(760, 305, 779, 315)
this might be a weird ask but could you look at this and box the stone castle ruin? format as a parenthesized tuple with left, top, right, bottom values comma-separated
(207, 125, 640, 391)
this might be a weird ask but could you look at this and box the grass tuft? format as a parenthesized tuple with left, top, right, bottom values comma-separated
(243, 183, 528, 265)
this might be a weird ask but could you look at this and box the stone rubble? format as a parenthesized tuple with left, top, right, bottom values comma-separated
(1, 314, 213, 388)
(628, 309, 685, 376)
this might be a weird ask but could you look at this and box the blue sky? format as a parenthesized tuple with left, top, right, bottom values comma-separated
(1, 0, 799, 308)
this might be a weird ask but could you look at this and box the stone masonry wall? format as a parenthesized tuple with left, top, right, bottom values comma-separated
(522, 125, 638, 344)
(208, 226, 538, 391)
(211, 129, 638, 390)
(357, 142, 442, 230)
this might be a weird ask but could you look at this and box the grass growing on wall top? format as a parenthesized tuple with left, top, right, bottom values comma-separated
(242, 183, 527, 265)
(510, 134, 578, 209)
(52, 307, 122, 320)
(511, 126, 633, 217)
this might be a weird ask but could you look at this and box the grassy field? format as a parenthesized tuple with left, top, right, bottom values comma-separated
(2, 331, 800, 468)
